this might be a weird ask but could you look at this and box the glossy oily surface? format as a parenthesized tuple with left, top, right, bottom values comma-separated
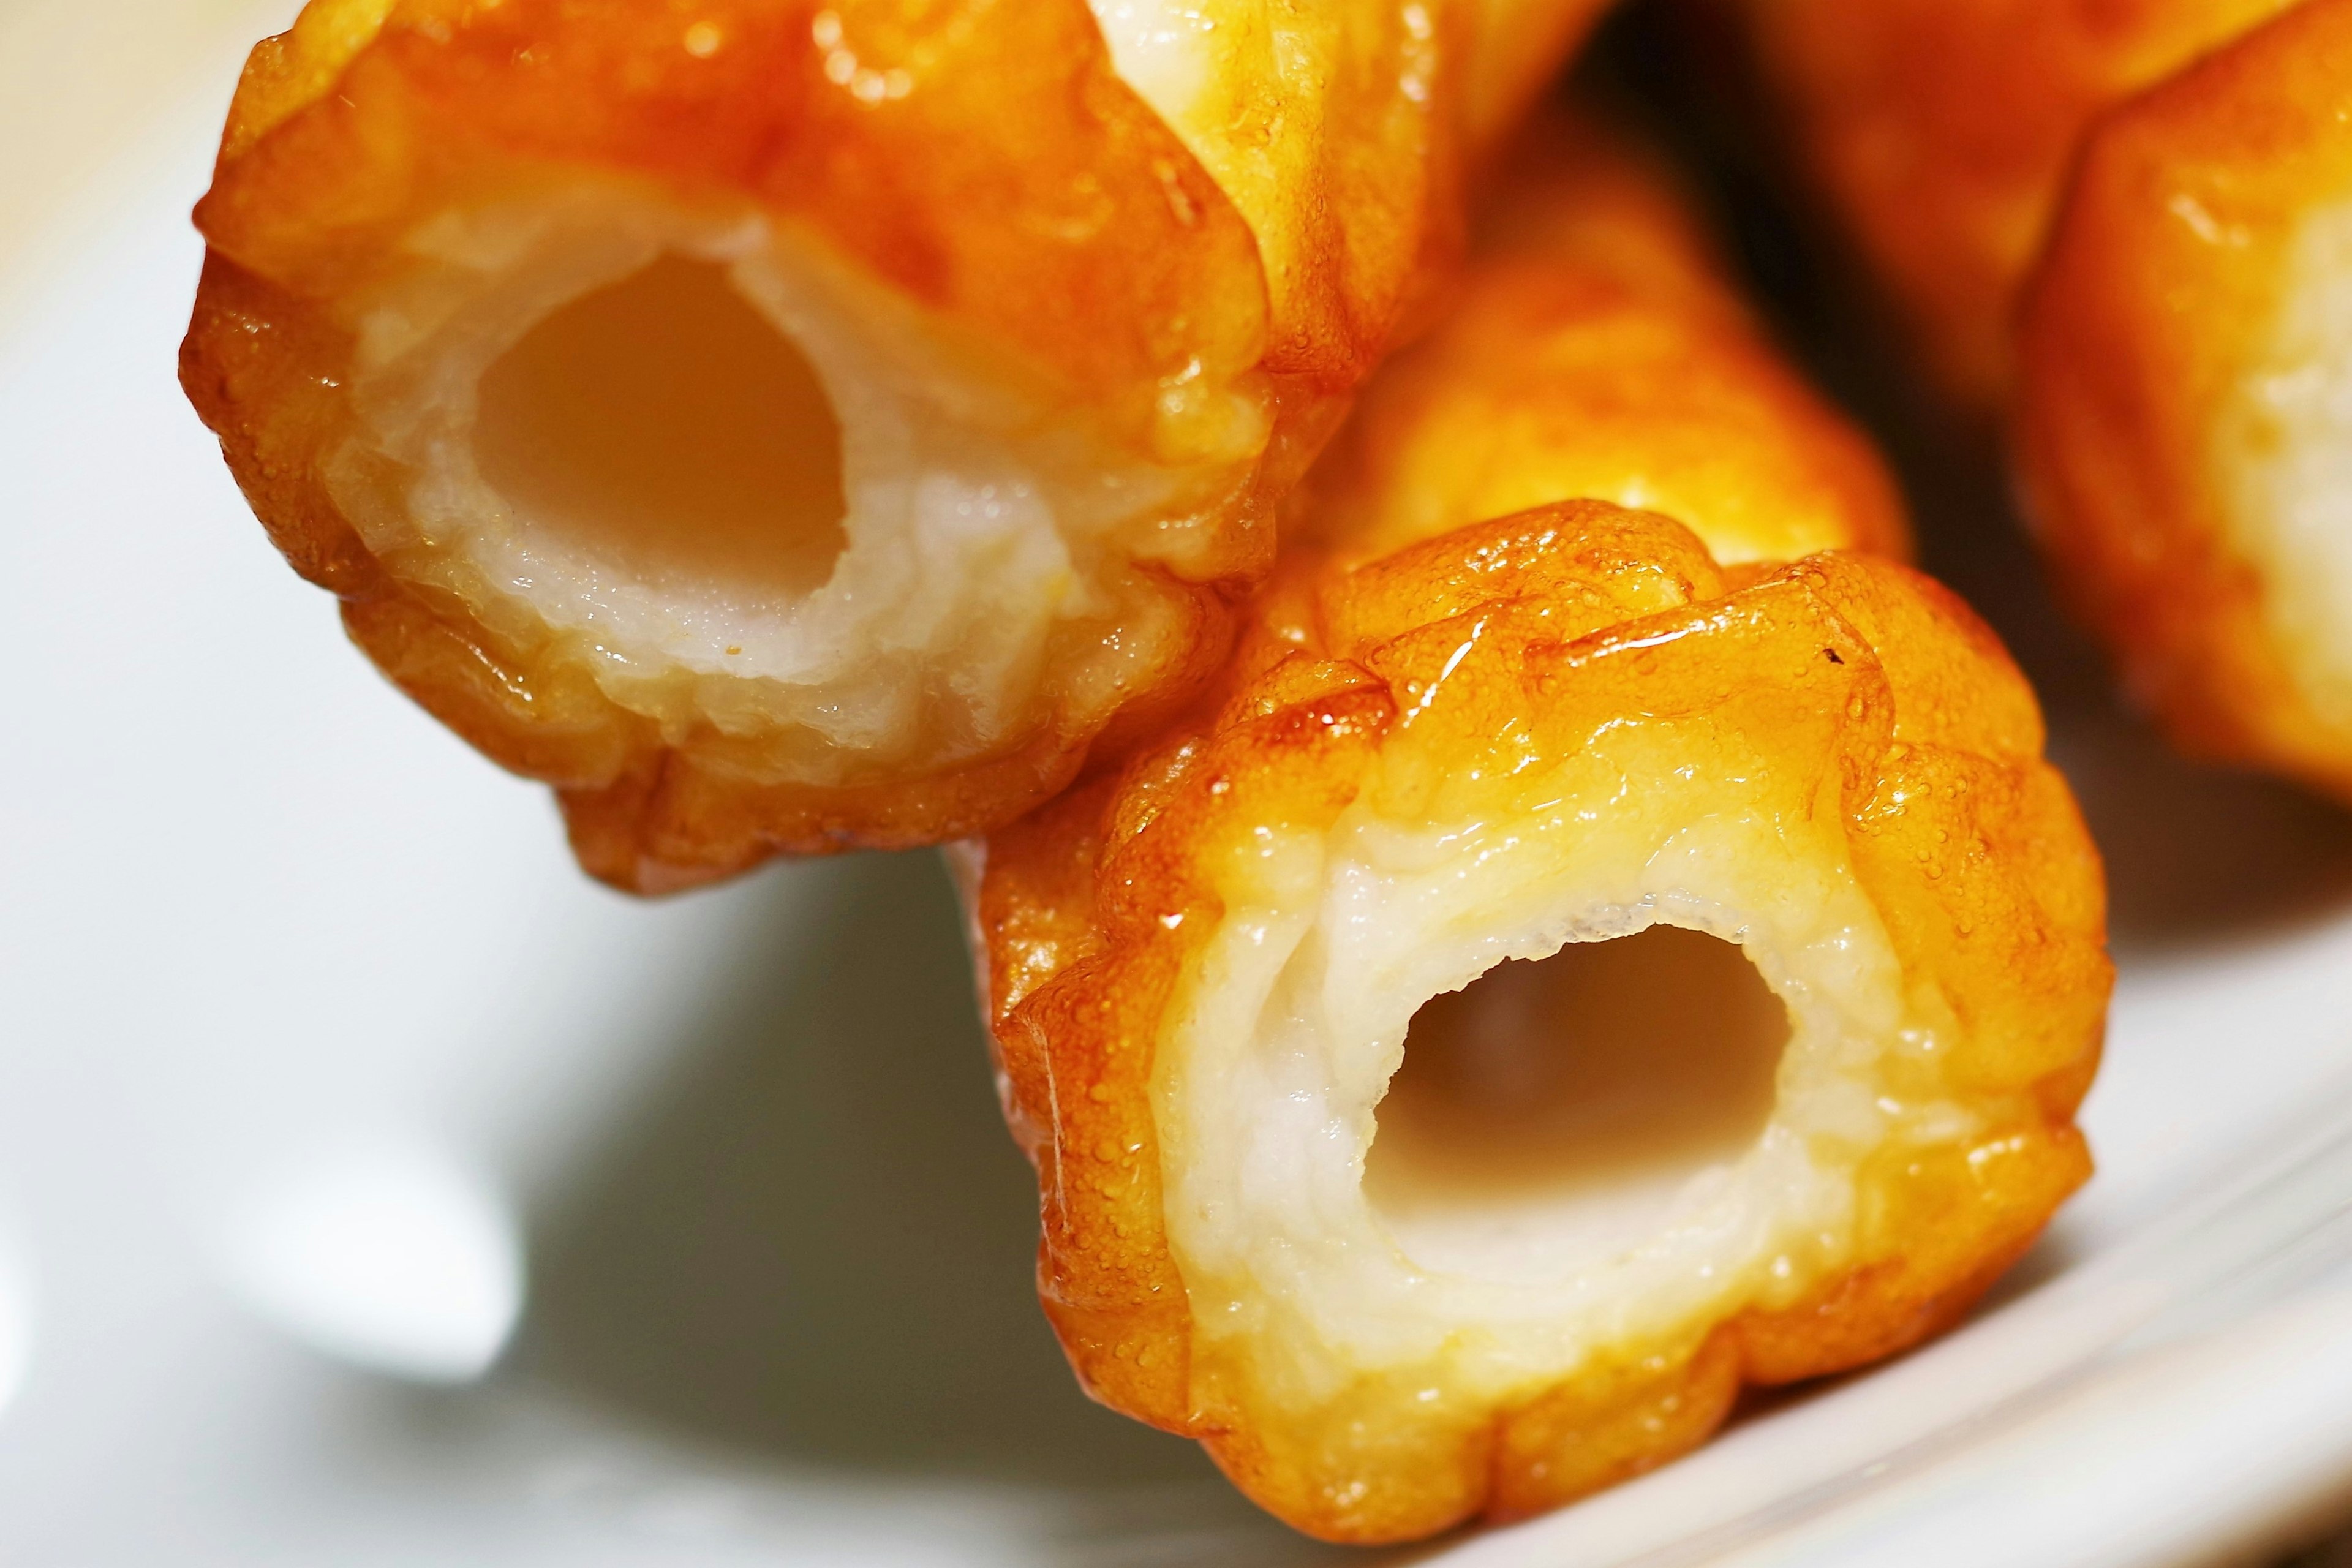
(966, 505, 2108, 1541)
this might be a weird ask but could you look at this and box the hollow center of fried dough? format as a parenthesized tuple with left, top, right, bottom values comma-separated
(473, 254, 849, 599)
(1366, 927, 1788, 1284)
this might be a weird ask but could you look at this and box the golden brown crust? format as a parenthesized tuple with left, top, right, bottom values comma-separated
(959, 112, 2100, 1540)
(183, 0, 1589, 891)
(1486, 1327, 1757, 1523)
(1745, 0, 2297, 405)
(2017, 0, 2352, 802)
(1299, 108, 1912, 567)
(970, 503, 2108, 1542)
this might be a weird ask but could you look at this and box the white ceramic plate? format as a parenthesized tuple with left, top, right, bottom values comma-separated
(9, 6, 2352, 1564)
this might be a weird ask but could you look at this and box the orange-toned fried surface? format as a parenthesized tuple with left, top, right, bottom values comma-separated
(1299, 108, 1910, 568)
(1466, 0, 1624, 152)
(1744, 0, 2297, 405)
(968, 503, 2108, 1542)
(2018, 0, 2352, 801)
(183, 0, 1607, 892)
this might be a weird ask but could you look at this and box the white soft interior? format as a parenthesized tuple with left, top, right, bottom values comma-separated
(1155, 767, 1972, 1407)
(2220, 194, 2352, 732)
(330, 184, 1260, 774)
(1087, 1, 1219, 123)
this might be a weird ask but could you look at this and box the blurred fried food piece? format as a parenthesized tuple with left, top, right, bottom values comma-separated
(964, 503, 2108, 1542)
(1301, 108, 1911, 567)
(1743, 0, 2296, 404)
(1744, 0, 2352, 808)
(2019, 0, 2352, 802)
(181, 0, 1613, 892)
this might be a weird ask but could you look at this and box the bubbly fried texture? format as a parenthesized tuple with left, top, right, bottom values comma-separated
(1744, 0, 2297, 404)
(183, 0, 1610, 892)
(1298, 110, 1910, 567)
(967, 503, 2108, 1542)
(2018, 0, 2352, 801)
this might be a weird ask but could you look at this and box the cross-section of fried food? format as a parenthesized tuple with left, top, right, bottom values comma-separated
(181, 0, 1608, 892)
(1743, 0, 2297, 404)
(2018, 0, 2352, 804)
(965, 503, 2109, 1543)
(1298, 108, 1910, 568)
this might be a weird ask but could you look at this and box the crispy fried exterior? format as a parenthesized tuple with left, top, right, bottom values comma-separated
(2018, 0, 2352, 800)
(968, 504, 2108, 1542)
(182, 0, 1606, 892)
(1744, 0, 2297, 404)
(1298, 109, 1911, 568)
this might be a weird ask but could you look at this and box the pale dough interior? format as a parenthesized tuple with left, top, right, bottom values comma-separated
(331, 180, 1267, 782)
(1156, 745, 1976, 1412)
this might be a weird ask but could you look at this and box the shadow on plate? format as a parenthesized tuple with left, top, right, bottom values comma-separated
(513, 845, 1320, 1561)
(2051, 714, 2352, 957)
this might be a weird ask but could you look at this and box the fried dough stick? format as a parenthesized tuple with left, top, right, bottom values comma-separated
(960, 124, 2106, 1543)
(965, 507, 2106, 1542)
(181, 0, 1613, 892)
(2019, 0, 2352, 803)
